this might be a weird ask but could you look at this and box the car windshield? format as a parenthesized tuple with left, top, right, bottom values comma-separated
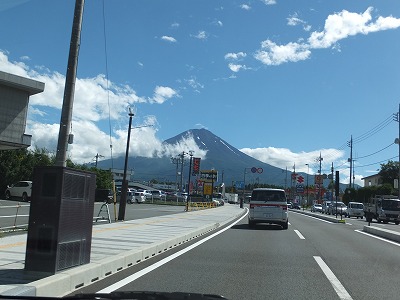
(1, 1, 400, 299)
(382, 200, 400, 211)
(351, 203, 363, 209)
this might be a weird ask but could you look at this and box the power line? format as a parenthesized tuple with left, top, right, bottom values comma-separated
(102, 0, 114, 169)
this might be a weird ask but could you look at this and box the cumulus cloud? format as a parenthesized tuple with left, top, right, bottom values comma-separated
(161, 35, 177, 43)
(240, 147, 345, 172)
(0, 51, 183, 163)
(224, 52, 247, 60)
(254, 40, 311, 65)
(149, 86, 178, 104)
(241, 4, 251, 10)
(254, 7, 400, 66)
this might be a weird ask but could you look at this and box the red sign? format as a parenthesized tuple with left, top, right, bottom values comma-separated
(297, 176, 304, 183)
(192, 157, 201, 175)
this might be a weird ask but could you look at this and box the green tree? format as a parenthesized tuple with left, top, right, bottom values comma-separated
(379, 160, 399, 187)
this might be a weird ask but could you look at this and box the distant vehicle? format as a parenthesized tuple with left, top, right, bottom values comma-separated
(328, 202, 347, 216)
(347, 202, 364, 218)
(364, 195, 400, 224)
(311, 204, 323, 213)
(287, 201, 293, 209)
(134, 191, 146, 203)
(322, 201, 332, 214)
(248, 188, 288, 230)
(149, 190, 166, 200)
(292, 203, 301, 209)
(5, 181, 32, 201)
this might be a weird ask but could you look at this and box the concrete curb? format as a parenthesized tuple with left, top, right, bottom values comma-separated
(362, 225, 400, 243)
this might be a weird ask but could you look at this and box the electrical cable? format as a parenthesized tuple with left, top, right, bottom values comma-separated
(102, 0, 114, 169)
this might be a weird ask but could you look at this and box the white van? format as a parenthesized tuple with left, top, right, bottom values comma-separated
(347, 202, 364, 218)
(248, 188, 288, 229)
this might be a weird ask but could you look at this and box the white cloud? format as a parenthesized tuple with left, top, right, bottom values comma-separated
(228, 63, 247, 72)
(0, 51, 184, 163)
(261, 0, 276, 5)
(254, 40, 311, 65)
(241, 4, 251, 10)
(192, 31, 207, 40)
(308, 7, 400, 49)
(149, 86, 178, 104)
(224, 52, 247, 60)
(161, 36, 177, 43)
(171, 22, 180, 28)
(253, 7, 400, 66)
(240, 146, 345, 173)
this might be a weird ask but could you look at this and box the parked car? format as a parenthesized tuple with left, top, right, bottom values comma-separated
(328, 202, 347, 216)
(347, 202, 364, 218)
(5, 181, 32, 201)
(134, 191, 146, 203)
(149, 190, 166, 200)
(311, 204, 323, 213)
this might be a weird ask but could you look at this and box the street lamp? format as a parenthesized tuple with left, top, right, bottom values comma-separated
(118, 107, 134, 221)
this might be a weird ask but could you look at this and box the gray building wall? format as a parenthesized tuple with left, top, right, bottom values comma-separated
(0, 71, 44, 150)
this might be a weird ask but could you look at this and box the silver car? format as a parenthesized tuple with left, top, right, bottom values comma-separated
(347, 202, 364, 218)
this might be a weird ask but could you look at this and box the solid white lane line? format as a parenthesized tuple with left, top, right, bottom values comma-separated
(97, 208, 249, 293)
(354, 229, 400, 246)
(314, 256, 353, 300)
(294, 229, 305, 239)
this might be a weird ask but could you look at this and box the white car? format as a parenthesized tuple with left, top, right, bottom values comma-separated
(5, 181, 32, 201)
(134, 191, 146, 203)
(248, 188, 288, 230)
(347, 202, 364, 218)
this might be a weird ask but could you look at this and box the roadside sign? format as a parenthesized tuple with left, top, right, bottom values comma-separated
(296, 184, 304, 194)
(199, 170, 218, 182)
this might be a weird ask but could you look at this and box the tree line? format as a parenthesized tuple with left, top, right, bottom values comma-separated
(0, 148, 112, 195)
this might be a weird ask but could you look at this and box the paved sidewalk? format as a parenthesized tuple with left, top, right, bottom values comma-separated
(0, 205, 246, 297)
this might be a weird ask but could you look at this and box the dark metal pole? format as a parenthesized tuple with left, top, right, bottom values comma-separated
(55, 0, 85, 167)
(186, 152, 193, 212)
(118, 111, 134, 221)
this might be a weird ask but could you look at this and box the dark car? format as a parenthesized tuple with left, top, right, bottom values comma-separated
(292, 203, 301, 209)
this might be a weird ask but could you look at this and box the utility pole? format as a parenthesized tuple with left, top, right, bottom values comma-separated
(347, 136, 353, 188)
(317, 153, 323, 202)
(394, 104, 400, 199)
(55, 0, 85, 167)
(94, 153, 104, 168)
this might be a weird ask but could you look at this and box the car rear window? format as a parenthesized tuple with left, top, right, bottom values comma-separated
(251, 190, 286, 202)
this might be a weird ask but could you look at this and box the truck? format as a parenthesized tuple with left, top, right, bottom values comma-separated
(363, 195, 400, 224)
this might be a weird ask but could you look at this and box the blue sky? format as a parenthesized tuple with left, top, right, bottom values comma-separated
(1, 0, 400, 186)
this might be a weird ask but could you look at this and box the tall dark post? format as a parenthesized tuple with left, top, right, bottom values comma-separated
(55, 0, 85, 167)
(186, 151, 193, 211)
(118, 110, 134, 221)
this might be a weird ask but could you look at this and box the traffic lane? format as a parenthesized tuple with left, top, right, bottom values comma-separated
(289, 211, 400, 299)
(87, 217, 342, 300)
(0, 201, 30, 228)
(298, 210, 400, 233)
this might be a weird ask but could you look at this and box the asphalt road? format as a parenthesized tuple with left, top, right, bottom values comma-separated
(73, 209, 400, 300)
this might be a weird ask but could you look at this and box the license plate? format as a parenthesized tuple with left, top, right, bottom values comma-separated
(264, 213, 272, 218)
